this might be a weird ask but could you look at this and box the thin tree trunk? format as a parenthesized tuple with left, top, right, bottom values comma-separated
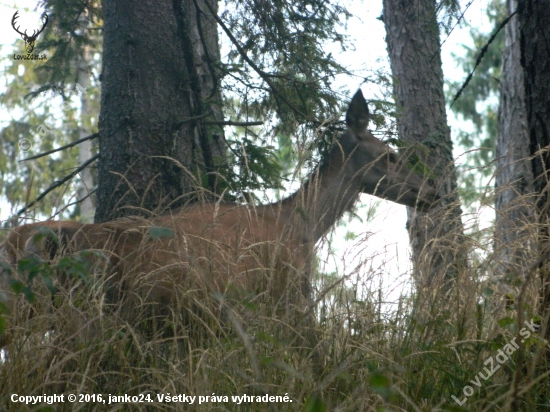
(494, 0, 535, 285)
(76, 45, 95, 222)
(383, 0, 467, 291)
(183, 0, 227, 191)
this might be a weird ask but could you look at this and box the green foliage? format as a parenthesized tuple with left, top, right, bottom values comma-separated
(148, 226, 176, 240)
(0, 300, 7, 337)
(0, 1, 102, 219)
(437, 0, 464, 35)
(219, 0, 354, 199)
(3, 229, 95, 303)
(12, 256, 54, 302)
(55, 251, 96, 282)
(1, 0, 357, 216)
(25, 0, 102, 89)
(448, 0, 506, 205)
(303, 393, 327, 412)
(368, 371, 394, 399)
(227, 135, 284, 201)
(222, 0, 350, 127)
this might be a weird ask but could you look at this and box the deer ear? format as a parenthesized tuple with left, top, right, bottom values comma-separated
(345, 90, 370, 133)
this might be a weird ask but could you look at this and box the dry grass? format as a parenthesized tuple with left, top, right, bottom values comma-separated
(0, 190, 549, 412)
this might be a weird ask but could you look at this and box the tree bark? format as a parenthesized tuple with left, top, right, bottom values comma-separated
(96, 0, 225, 222)
(494, 0, 535, 285)
(182, 0, 227, 191)
(518, 0, 550, 328)
(76, 44, 95, 223)
(516, 1, 550, 405)
(382, 0, 467, 290)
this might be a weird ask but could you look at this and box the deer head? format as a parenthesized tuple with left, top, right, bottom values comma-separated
(11, 11, 49, 54)
(343, 89, 439, 211)
(289, 89, 440, 243)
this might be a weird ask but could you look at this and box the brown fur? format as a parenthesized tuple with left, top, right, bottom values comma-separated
(0, 90, 439, 339)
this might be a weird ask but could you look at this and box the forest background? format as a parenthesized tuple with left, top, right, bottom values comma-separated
(1, 0, 547, 411)
(0, 0, 493, 308)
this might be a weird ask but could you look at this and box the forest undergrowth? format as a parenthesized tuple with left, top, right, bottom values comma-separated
(0, 188, 548, 412)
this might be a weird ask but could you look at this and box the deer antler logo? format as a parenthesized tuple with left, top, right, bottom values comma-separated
(11, 11, 49, 54)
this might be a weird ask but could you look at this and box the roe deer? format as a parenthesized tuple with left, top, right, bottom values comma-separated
(0, 90, 439, 343)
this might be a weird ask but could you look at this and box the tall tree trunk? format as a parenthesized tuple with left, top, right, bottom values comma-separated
(76, 44, 95, 223)
(518, 0, 550, 333)
(494, 0, 535, 285)
(382, 0, 467, 291)
(96, 0, 225, 222)
(516, 2, 550, 406)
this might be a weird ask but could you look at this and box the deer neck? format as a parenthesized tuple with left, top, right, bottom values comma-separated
(280, 143, 362, 244)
